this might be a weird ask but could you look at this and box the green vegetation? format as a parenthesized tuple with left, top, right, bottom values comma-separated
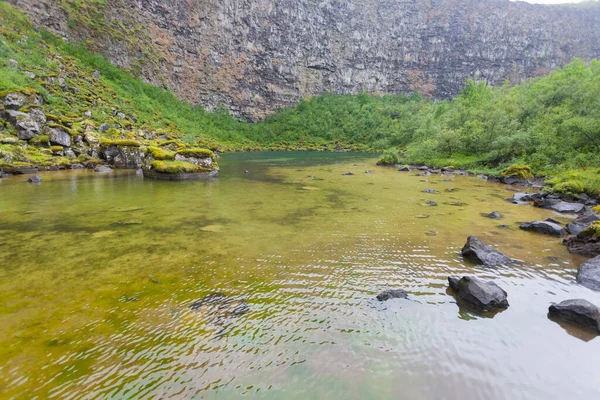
(177, 148, 215, 159)
(501, 164, 534, 180)
(580, 221, 600, 238)
(99, 139, 141, 147)
(150, 160, 207, 174)
(147, 146, 175, 160)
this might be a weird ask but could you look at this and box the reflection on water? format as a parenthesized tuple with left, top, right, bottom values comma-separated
(1, 152, 599, 399)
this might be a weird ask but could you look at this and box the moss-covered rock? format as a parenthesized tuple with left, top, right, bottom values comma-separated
(150, 160, 207, 173)
(148, 146, 175, 160)
(99, 138, 141, 147)
(501, 164, 534, 180)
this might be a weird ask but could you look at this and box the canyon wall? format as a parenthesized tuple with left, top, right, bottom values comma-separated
(7, 0, 600, 120)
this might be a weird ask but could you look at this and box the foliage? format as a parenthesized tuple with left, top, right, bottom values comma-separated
(501, 164, 534, 179)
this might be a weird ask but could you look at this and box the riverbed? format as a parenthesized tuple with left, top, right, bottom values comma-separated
(0, 152, 599, 399)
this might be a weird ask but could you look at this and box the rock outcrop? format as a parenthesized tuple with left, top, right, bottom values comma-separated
(7, 0, 600, 120)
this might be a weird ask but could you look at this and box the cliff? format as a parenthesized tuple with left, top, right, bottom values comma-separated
(7, 0, 600, 120)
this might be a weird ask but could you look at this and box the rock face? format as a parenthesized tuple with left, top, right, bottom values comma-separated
(576, 256, 600, 292)
(448, 276, 509, 312)
(100, 145, 144, 169)
(8, 0, 600, 120)
(376, 289, 408, 302)
(520, 220, 567, 237)
(548, 299, 600, 334)
(461, 236, 512, 266)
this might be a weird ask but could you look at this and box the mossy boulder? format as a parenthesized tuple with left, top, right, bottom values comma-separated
(501, 164, 533, 180)
(148, 146, 175, 160)
(143, 159, 218, 181)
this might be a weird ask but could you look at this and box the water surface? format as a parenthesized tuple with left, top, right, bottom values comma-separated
(1, 152, 599, 399)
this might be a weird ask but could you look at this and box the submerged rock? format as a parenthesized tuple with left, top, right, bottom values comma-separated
(425, 200, 438, 207)
(376, 289, 408, 301)
(423, 189, 438, 194)
(343, 172, 354, 176)
(548, 299, 600, 334)
(189, 292, 249, 317)
(94, 166, 113, 173)
(448, 276, 509, 312)
(576, 256, 600, 291)
(27, 175, 41, 184)
(485, 211, 502, 219)
(520, 220, 567, 237)
(461, 236, 512, 266)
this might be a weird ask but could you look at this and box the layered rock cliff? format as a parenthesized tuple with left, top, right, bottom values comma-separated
(7, 0, 600, 120)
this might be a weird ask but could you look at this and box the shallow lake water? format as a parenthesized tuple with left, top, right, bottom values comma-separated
(0, 152, 599, 399)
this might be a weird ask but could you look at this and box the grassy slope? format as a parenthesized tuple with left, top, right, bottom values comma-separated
(1, 1, 600, 194)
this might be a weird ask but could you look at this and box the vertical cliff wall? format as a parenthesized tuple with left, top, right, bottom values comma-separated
(7, 0, 600, 120)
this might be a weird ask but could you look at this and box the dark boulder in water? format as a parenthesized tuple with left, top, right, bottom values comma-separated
(566, 222, 600, 258)
(448, 276, 509, 312)
(520, 220, 567, 237)
(548, 299, 600, 334)
(461, 236, 512, 266)
(576, 256, 600, 292)
(376, 289, 408, 301)
(398, 165, 410, 172)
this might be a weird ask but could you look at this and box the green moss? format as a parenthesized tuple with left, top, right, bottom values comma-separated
(176, 148, 214, 159)
(150, 160, 208, 174)
(593, 206, 600, 214)
(581, 221, 600, 238)
(501, 164, 534, 179)
(49, 146, 64, 153)
(100, 139, 141, 147)
(147, 146, 175, 160)
(29, 135, 50, 145)
(552, 180, 586, 194)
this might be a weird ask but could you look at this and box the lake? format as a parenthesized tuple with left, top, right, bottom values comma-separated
(0, 152, 599, 399)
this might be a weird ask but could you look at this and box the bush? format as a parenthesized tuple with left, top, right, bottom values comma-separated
(552, 180, 586, 194)
(377, 151, 399, 165)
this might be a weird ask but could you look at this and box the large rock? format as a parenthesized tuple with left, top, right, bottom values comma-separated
(576, 256, 600, 291)
(16, 115, 42, 140)
(520, 220, 567, 237)
(538, 198, 585, 214)
(48, 127, 71, 147)
(376, 289, 408, 302)
(101, 145, 144, 169)
(566, 222, 600, 258)
(3, 92, 27, 110)
(174, 153, 213, 169)
(448, 276, 509, 312)
(568, 211, 600, 236)
(548, 299, 600, 333)
(461, 236, 512, 266)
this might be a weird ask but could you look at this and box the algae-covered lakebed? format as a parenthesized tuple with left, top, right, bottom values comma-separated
(0, 152, 599, 399)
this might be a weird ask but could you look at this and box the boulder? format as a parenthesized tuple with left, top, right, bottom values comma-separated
(548, 299, 600, 333)
(448, 276, 509, 312)
(566, 223, 600, 258)
(376, 289, 408, 301)
(417, 166, 430, 171)
(567, 211, 600, 236)
(16, 116, 42, 140)
(99, 123, 110, 133)
(461, 236, 512, 266)
(27, 175, 41, 183)
(520, 220, 567, 237)
(398, 165, 410, 172)
(425, 200, 438, 207)
(502, 176, 528, 186)
(3, 92, 26, 110)
(343, 172, 354, 176)
(538, 198, 585, 214)
(576, 256, 600, 291)
(48, 127, 71, 147)
(101, 145, 144, 169)
(485, 211, 502, 219)
(174, 153, 213, 169)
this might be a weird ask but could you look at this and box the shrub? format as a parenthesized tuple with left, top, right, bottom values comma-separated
(376, 151, 399, 166)
(552, 180, 586, 194)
